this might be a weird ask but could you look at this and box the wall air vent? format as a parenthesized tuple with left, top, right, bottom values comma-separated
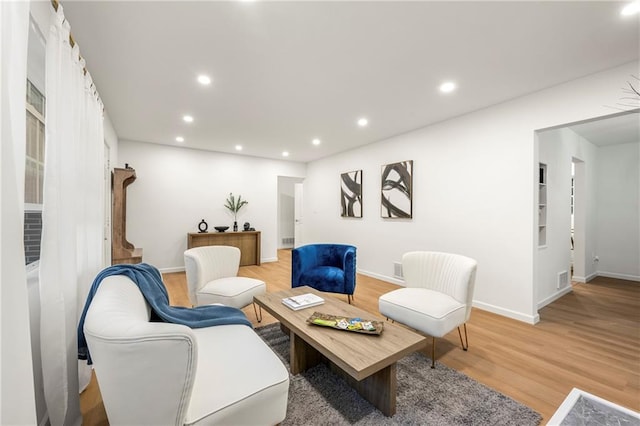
(557, 270, 569, 289)
(393, 262, 403, 279)
(281, 237, 294, 245)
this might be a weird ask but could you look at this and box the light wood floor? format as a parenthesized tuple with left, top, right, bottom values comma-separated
(80, 249, 640, 425)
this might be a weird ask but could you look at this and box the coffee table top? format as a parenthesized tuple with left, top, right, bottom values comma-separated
(254, 286, 427, 380)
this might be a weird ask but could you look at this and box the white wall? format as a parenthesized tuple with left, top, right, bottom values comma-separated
(302, 61, 639, 324)
(596, 141, 640, 280)
(118, 140, 306, 270)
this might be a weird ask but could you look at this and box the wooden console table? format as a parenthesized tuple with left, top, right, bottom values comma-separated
(187, 231, 261, 266)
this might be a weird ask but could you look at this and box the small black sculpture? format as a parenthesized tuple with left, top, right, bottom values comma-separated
(198, 219, 208, 233)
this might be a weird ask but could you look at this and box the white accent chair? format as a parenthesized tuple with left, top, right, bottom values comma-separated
(184, 246, 265, 322)
(83, 275, 290, 425)
(378, 251, 477, 368)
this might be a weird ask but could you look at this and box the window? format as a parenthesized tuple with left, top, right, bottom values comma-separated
(25, 79, 45, 205)
(24, 79, 45, 265)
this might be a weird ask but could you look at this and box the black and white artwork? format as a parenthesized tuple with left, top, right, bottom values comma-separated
(381, 160, 413, 218)
(340, 170, 362, 218)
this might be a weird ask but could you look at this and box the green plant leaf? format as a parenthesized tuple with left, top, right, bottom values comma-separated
(224, 192, 248, 214)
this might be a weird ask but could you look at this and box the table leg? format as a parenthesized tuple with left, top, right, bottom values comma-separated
(330, 362, 397, 416)
(289, 331, 323, 375)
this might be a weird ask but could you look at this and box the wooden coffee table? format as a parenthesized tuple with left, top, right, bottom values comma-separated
(254, 286, 426, 416)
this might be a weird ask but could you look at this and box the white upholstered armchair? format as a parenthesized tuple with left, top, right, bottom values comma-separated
(379, 251, 477, 368)
(83, 275, 289, 425)
(184, 245, 265, 321)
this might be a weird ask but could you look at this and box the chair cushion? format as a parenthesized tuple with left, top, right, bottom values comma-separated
(197, 277, 266, 309)
(300, 266, 346, 294)
(379, 288, 466, 338)
(185, 324, 289, 425)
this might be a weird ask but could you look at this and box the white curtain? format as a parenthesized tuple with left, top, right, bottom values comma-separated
(39, 4, 105, 425)
(0, 1, 38, 424)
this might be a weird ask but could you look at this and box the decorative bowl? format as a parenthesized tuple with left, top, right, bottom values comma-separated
(214, 226, 229, 232)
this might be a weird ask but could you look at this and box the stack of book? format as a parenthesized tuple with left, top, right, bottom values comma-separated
(282, 293, 325, 311)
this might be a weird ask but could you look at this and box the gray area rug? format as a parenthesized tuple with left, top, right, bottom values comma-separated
(256, 323, 542, 425)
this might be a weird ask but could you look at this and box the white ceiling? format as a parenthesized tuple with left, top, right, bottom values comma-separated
(569, 111, 639, 147)
(60, 1, 640, 163)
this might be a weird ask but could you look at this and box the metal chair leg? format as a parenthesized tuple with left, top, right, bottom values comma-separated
(431, 336, 436, 369)
(252, 302, 263, 323)
(457, 324, 469, 351)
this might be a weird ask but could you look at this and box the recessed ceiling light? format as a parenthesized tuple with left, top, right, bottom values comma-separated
(312, 138, 321, 146)
(183, 115, 194, 123)
(357, 118, 368, 127)
(282, 151, 290, 157)
(235, 145, 243, 151)
(176, 136, 184, 142)
(197, 75, 212, 85)
(439, 81, 457, 93)
(621, 1, 640, 16)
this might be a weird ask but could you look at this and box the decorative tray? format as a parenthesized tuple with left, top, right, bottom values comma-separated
(306, 312, 384, 335)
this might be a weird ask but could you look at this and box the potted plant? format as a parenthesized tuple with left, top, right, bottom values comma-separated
(224, 193, 248, 231)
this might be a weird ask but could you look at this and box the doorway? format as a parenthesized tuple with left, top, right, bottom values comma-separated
(277, 176, 304, 250)
(535, 110, 640, 310)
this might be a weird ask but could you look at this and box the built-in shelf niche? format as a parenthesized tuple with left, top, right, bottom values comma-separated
(538, 163, 547, 247)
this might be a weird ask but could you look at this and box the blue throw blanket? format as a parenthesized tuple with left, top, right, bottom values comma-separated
(78, 263, 252, 364)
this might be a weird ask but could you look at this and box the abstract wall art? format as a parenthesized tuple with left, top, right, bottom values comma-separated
(340, 170, 362, 218)
(381, 160, 413, 218)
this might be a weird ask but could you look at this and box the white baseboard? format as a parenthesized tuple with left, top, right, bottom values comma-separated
(357, 269, 405, 286)
(574, 271, 638, 284)
(537, 286, 573, 310)
(159, 266, 185, 274)
(596, 271, 640, 282)
(573, 272, 598, 283)
(472, 300, 540, 324)
(585, 272, 598, 282)
(159, 257, 277, 274)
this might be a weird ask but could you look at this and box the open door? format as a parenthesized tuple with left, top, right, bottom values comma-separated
(294, 182, 304, 248)
(572, 158, 586, 282)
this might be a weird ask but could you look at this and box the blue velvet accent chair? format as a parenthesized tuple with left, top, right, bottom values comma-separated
(291, 244, 357, 303)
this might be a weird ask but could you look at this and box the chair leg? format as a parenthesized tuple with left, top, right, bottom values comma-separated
(252, 302, 263, 323)
(347, 294, 352, 304)
(457, 324, 469, 351)
(431, 336, 436, 369)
